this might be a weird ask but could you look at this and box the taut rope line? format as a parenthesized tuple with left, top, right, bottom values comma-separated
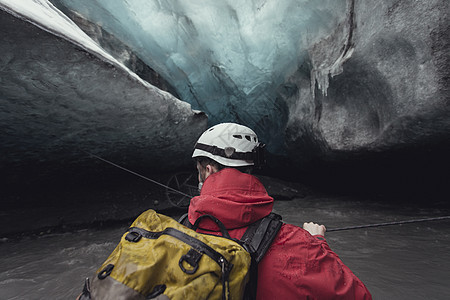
(327, 216, 450, 232)
(82, 150, 450, 231)
(82, 150, 193, 198)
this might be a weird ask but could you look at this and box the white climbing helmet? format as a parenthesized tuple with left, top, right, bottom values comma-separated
(192, 123, 265, 167)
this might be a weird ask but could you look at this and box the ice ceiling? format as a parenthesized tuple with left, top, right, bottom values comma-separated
(50, 0, 348, 152)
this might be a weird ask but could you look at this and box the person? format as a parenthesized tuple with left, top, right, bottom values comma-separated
(187, 122, 372, 299)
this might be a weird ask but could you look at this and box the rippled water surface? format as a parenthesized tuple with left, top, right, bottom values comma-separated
(1, 195, 449, 299)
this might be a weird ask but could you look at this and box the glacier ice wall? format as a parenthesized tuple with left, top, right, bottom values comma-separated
(0, 0, 207, 188)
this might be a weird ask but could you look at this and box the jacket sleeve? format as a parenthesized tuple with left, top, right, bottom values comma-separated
(257, 224, 372, 300)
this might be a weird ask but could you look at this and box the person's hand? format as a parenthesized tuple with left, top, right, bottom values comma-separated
(303, 222, 326, 236)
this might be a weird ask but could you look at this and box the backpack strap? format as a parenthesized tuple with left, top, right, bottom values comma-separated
(179, 212, 282, 299)
(192, 214, 231, 239)
(179, 213, 232, 239)
(240, 212, 283, 300)
(179, 212, 283, 261)
(240, 212, 283, 263)
(178, 213, 193, 229)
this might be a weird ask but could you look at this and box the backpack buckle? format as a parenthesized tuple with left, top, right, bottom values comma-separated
(179, 248, 202, 275)
(125, 231, 142, 243)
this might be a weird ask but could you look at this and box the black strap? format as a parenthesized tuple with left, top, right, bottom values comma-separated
(241, 213, 283, 299)
(79, 278, 92, 300)
(241, 213, 282, 262)
(179, 212, 283, 262)
(126, 227, 230, 268)
(195, 143, 254, 161)
(250, 217, 272, 253)
(192, 214, 231, 239)
(178, 213, 192, 228)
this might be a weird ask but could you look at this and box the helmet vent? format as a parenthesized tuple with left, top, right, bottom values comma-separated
(245, 135, 251, 141)
(233, 135, 243, 139)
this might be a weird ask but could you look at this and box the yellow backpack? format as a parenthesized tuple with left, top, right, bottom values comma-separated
(79, 209, 282, 300)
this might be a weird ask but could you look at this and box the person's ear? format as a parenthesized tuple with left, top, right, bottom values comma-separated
(206, 164, 220, 177)
(205, 164, 214, 177)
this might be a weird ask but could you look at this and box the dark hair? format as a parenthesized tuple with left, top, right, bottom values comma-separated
(196, 156, 253, 174)
(196, 157, 225, 170)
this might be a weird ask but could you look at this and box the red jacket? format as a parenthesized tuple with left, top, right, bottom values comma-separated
(188, 168, 372, 299)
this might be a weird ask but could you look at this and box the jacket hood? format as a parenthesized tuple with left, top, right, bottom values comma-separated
(188, 168, 274, 230)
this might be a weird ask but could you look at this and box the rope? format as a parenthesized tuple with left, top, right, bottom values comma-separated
(82, 150, 193, 198)
(327, 216, 450, 232)
(81, 149, 450, 231)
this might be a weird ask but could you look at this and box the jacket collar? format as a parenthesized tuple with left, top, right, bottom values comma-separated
(188, 168, 274, 230)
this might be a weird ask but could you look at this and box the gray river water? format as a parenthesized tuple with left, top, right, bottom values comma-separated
(1, 193, 449, 300)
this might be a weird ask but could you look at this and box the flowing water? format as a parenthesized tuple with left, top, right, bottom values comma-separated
(1, 194, 449, 300)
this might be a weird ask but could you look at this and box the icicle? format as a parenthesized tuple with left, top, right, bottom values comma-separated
(311, 47, 354, 97)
